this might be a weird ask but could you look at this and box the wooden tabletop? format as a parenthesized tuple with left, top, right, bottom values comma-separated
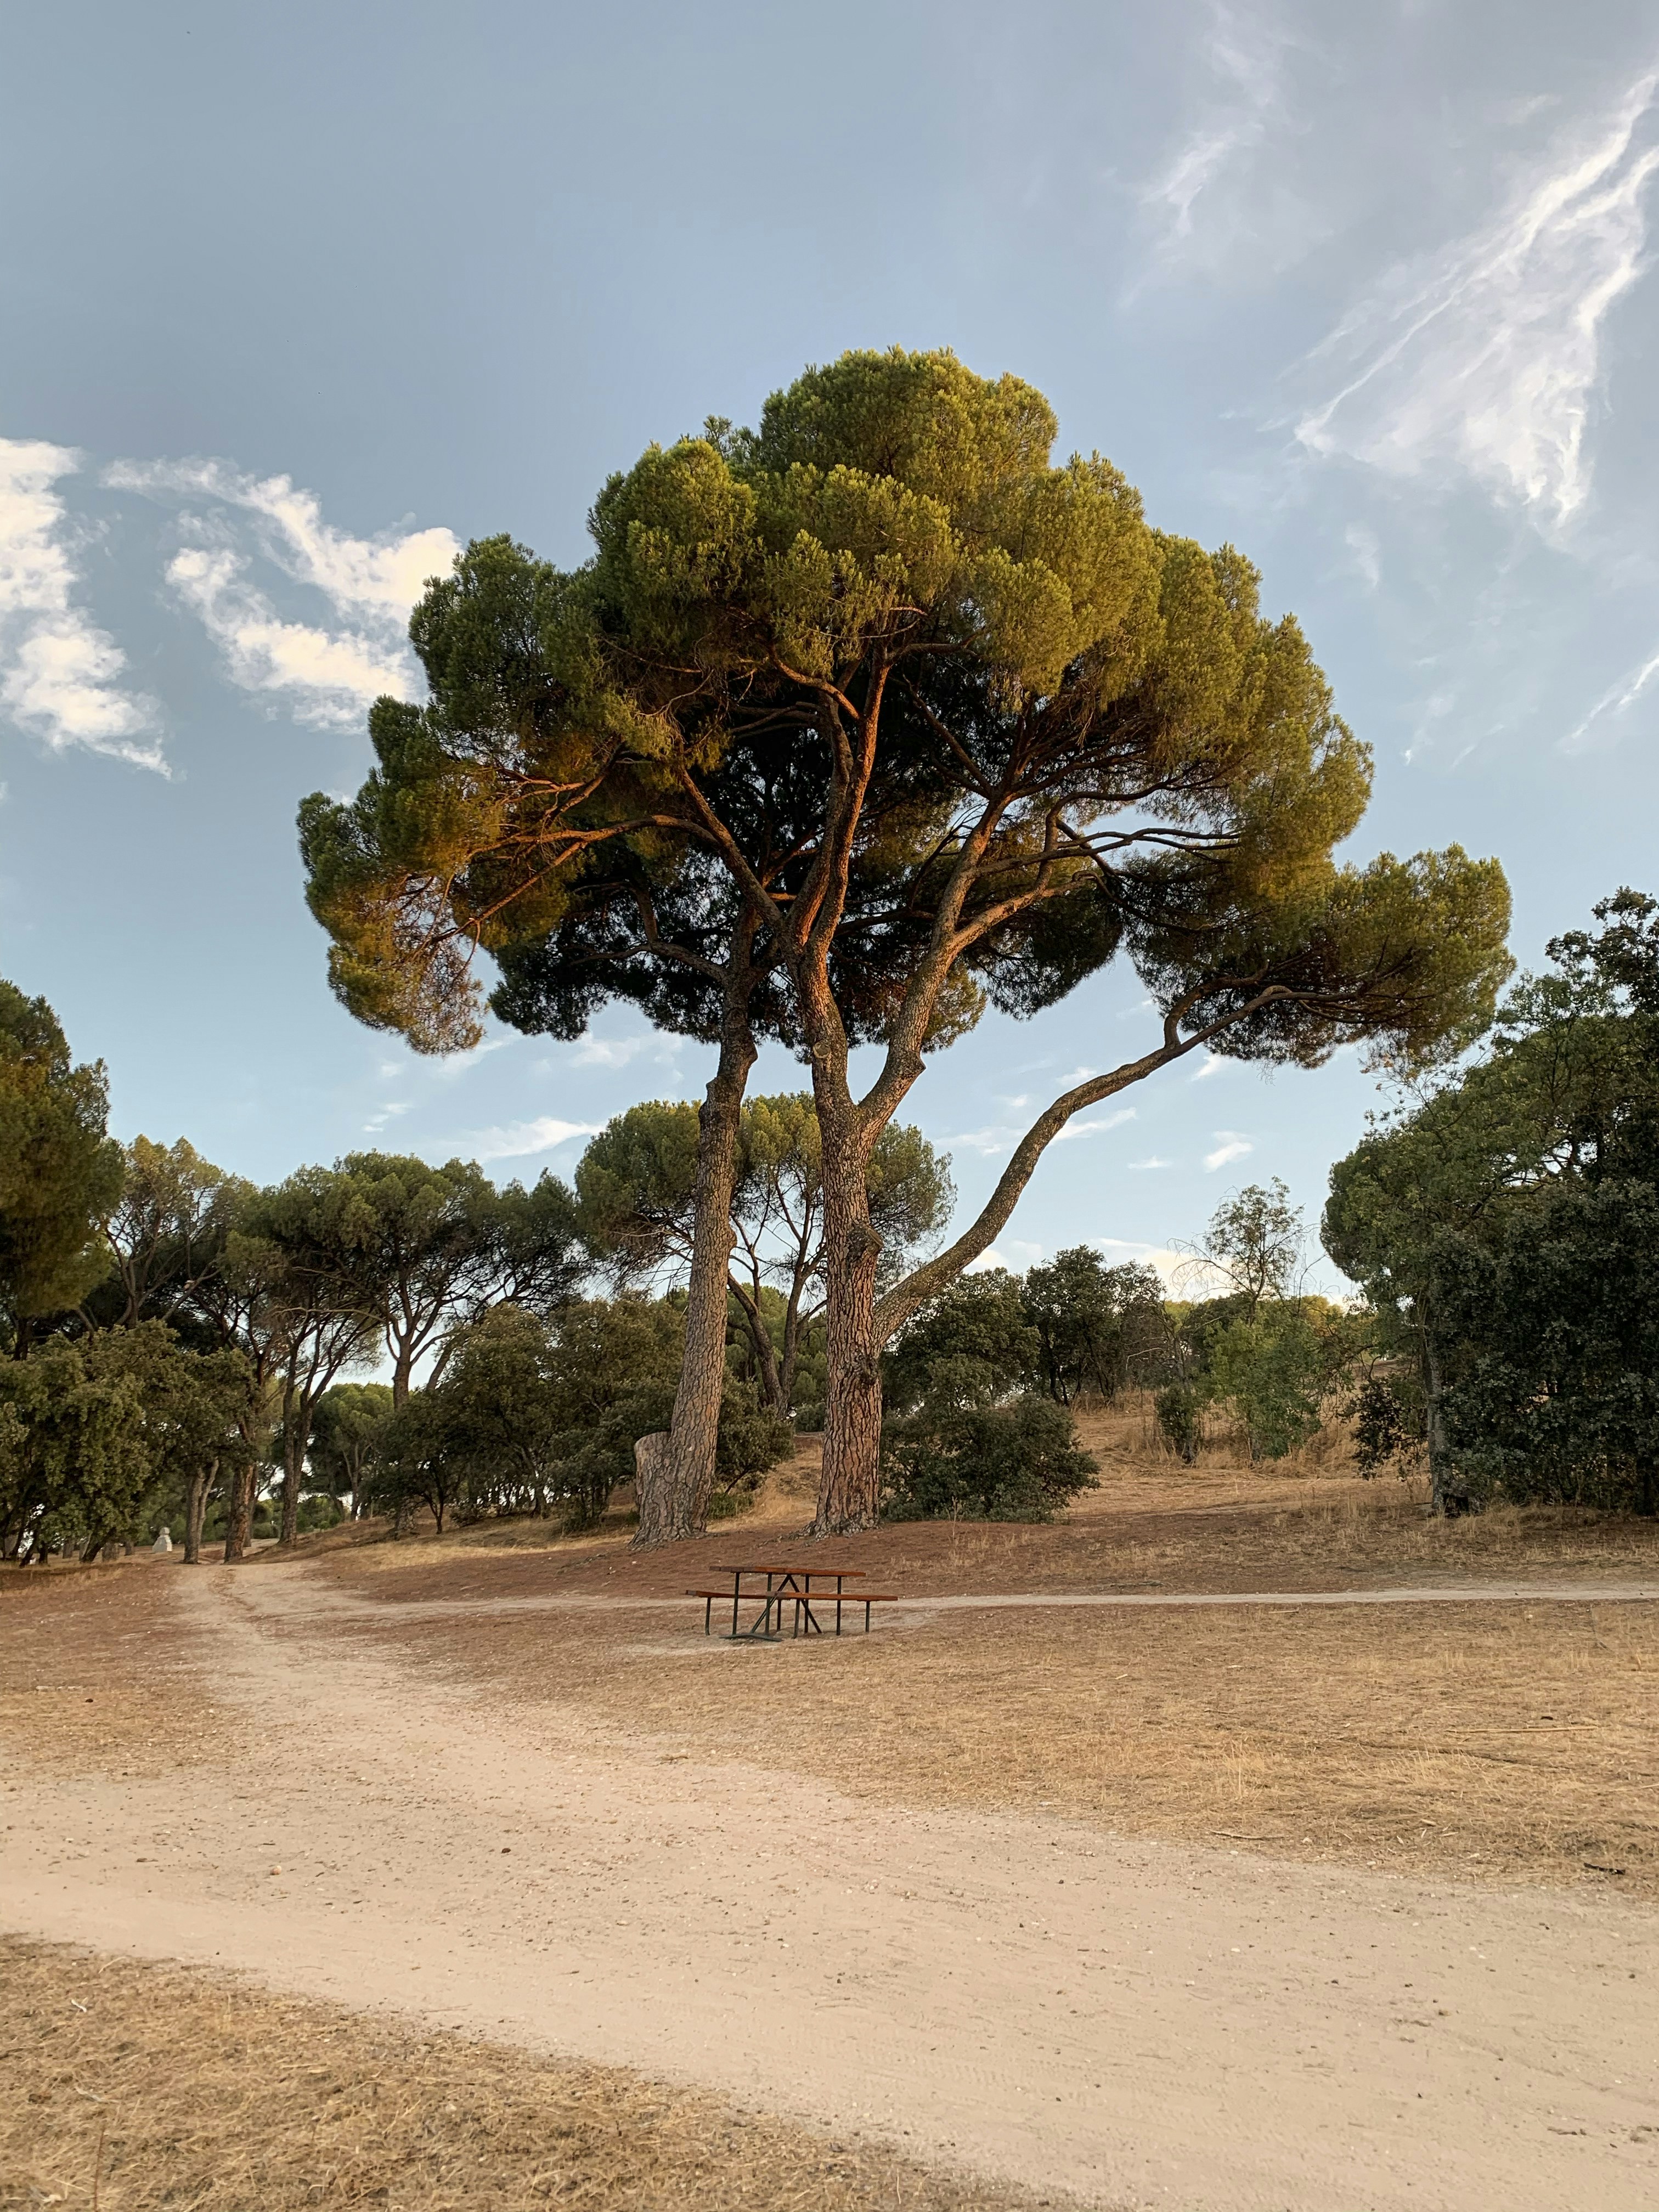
(715, 1562, 868, 1579)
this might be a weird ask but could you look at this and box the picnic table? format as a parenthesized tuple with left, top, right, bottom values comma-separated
(689, 1560, 897, 1639)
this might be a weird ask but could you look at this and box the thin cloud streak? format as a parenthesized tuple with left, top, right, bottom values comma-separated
(1204, 1131, 1254, 1171)
(1140, 4, 1285, 252)
(1296, 70, 1659, 523)
(0, 437, 161, 768)
(1053, 1108, 1136, 1143)
(1564, 639, 1659, 749)
(453, 1116, 600, 1163)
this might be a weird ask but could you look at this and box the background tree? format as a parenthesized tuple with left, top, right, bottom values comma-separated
(308, 1382, 396, 1516)
(93, 1136, 239, 1333)
(0, 981, 124, 1353)
(233, 1170, 380, 1547)
(882, 1270, 1039, 1415)
(578, 1094, 951, 1418)
(0, 1323, 245, 1561)
(1327, 888, 1659, 1514)
(1022, 1247, 1165, 1403)
(319, 1152, 586, 1409)
(300, 348, 1513, 1536)
(323, 1153, 499, 1408)
(1193, 1178, 1303, 1317)
(0, 1334, 150, 1560)
(882, 1393, 1097, 1523)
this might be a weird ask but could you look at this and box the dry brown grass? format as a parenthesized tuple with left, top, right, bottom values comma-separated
(0, 1565, 225, 1781)
(308, 1403, 1659, 1609)
(0, 1938, 1039, 2212)
(363, 1578, 1659, 1901)
(6, 1414, 1656, 1905)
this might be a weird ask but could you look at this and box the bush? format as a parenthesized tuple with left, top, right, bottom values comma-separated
(882, 1394, 1097, 1522)
(1154, 1383, 1204, 1464)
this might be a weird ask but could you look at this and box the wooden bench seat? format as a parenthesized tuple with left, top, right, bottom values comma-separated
(687, 1587, 901, 1635)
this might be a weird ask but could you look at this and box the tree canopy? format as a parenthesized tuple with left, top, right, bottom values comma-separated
(1324, 889, 1659, 1514)
(298, 347, 1511, 1533)
(0, 980, 123, 1348)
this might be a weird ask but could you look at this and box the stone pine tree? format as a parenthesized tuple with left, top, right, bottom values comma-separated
(301, 347, 1513, 1535)
(301, 534, 958, 1540)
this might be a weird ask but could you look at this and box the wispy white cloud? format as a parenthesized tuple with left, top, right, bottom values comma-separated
(569, 1031, 683, 1070)
(428, 1035, 510, 1084)
(108, 456, 459, 729)
(1296, 71, 1659, 523)
(108, 459, 457, 617)
(1054, 1107, 1136, 1143)
(941, 1126, 1014, 1156)
(166, 541, 413, 729)
(1128, 1155, 1172, 1171)
(459, 1116, 600, 1163)
(0, 437, 161, 768)
(1344, 523, 1382, 591)
(1188, 1053, 1226, 1082)
(1563, 639, 1659, 750)
(1141, 5, 1285, 253)
(1203, 1130, 1254, 1172)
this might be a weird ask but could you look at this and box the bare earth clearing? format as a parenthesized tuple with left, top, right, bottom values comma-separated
(3, 1418, 1657, 2211)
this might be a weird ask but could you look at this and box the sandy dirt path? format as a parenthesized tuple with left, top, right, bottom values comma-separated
(4, 1561, 1655, 2212)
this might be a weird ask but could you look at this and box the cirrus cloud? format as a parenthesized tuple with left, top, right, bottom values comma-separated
(1296, 70, 1659, 524)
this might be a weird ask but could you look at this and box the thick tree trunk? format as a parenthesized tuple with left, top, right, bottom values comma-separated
(183, 1459, 213, 1565)
(631, 980, 757, 1550)
(632, 1430, 674, 1544)
(223, 1457, 255, 1561)
(812, 1114, 885, 1533)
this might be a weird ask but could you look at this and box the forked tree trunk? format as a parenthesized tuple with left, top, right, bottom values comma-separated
(183, 1459, 213, 1565)
(729, 1277, 787, 1414)
(633, 1020, 756, 1548)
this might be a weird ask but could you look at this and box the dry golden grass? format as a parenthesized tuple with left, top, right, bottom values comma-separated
(0, 1566, 225, 1781)
(372, 1577, 1659, 1901)
(0, 1938, 1038, 2212)
(311, 1403, 1659, 1608)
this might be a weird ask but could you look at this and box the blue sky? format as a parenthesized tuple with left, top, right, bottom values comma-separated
(3, 1, 1657, 1291)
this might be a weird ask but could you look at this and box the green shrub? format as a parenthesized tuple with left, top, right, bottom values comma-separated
(882, 1394, 1097, 1522)
(1154, 1383, 1204, 1464)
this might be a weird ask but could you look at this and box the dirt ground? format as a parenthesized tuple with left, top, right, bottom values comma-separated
(3, 1427, 1657, 2211)
(0, 1937, 1034, 2212)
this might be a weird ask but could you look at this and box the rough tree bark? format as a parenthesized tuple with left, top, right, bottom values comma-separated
(631, 933, 759, 1549)
(222, 1458, 255, 1562)
(810, 1101, 885, 1532)
(183, 1458, 213, 1564)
